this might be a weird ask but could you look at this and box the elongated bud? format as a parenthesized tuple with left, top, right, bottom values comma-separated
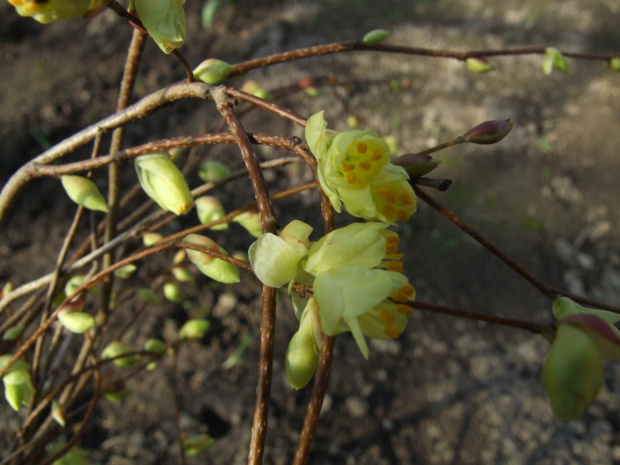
(542, 48, 569, 75)
(241, 80, 273, 100)
(142, 232, 163, 247)
(3, 325, 24, 341)
(183, 433, 215, 456)
(52, 400, 67, 426)
(286, 298, 322, 389)
(64, 275, 86, 299)
(543, 323, 603, 421)
(233, 210, 262, 238)
(179, 318, 210, 340)
(193, 58, 233, 84)
(465, 57, 495, 73)
(362, 29, 390, 45)
(58, 309, 95, 334)
(135, 153, 194, 215)
(102, 341, 141, 367)
(114, 264, 137, 279)
(196, 196, 228, 230)
(172, 267, 195, 283)
(163, 282, 182, 303)
(144, 338, 167, 355)
(392, 153, 441, 177)
(198, 160, 231, 183)
(134, 0, 186, 54)
(461, 119, 514, 145)
(183, 234, 240, 283)
(61, 175, 109, 213)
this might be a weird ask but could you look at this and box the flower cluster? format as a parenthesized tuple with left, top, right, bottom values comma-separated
(305, 111, 417, 224)
(249, 221, 415, 388)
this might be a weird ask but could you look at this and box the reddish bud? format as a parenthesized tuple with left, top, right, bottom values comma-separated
(392, 153, 441, 178)
(462, 119, 514, 145)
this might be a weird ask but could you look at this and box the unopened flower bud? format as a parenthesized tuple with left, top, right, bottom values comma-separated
(142, 232, 163, 247)
(102, 341, 140, 367)
(163, 282, 182, 303)
(196, 196, 228, 230)
(64, 275, 86, 299)
(114, 264, 137, 279)
(461, 119, 514, 145)
(193, 58, 233, 84)
(135, 153, 194, 215)
(542, 48, 570, 75)
(543, 323, 603, 422)
(465, 57, 495, 73)
(198, 160, 231, 183)
(3, 325, 24, 341)
(179, 318, 210, 340)
(608, 58, 620, 71)
(144, 338, 167, 356)
(52, 400, 67, 426)
(241, 80, 273, 100)
(58, 309, 95, 334)
(173, 249, 186, 265)
(233, 210, 262, 238)
(134, 0, 186, 54)
(286, 298, 322, 389)
(362, 29, 390, 45)
(183, 234, 240, 283)
(392, 153, 441, 177)
(183, 433, 215, 456)
(172, 267, 195, 283)
(61, 175, 109, 213)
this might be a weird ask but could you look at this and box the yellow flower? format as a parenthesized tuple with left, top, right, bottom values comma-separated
(305, 111, 417, 224)
(7, 0, 107, 24)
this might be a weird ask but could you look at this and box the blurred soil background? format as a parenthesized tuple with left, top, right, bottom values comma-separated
(2, 0, 620, 464)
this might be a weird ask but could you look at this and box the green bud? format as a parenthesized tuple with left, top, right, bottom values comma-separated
(193, 58, 233, 84)
(1, 282, 13, 299)
(5, 383, 26, 411)
(196, 196, 229, 230)
(179, 318, 210, 340)
(3, 325, 25, 341)
(2, 367, 33, 411)
(144, 338, 167, 356)
(102, 341, 141, 367)
(173, 249, 186, 265)
(462, 119, 514, 145)
(163, 282, 182, 303)
(172, 267, 195, 283)
(543, 323, 603, 422)
(608, 57, 620, 71)
(58, 310, 95, 334)
(362, 29, 390, 45)
(241, 80, 273, 100)
(233, 210, 262, 238)
(64, 274, 86, 298)
(183, 433, 215, 456)
(134, 0, 186, 54)
(52, 400, 67, 427)
(304, 87, 321, 98)
(542, 48, 570, 75)
(183, 234, 240, 284)
(114, 264, 137, 279)
(346, 115, 358, 129)
(3, 369, 31, 386)
(142, 232, 163, 247)
(61, 175, 109, 212)
(137, 288, 159, 304)
(135, 153, 194, 215)
(392, 152, 441, 178)
(465, 57, 495, 73)
(286, 299, 321, 390)
(0, 355, 30, 374)
(198, 160, 231, 183)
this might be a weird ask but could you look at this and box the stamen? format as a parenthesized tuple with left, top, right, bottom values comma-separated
(371, 151, 383, 160)
(341, 162, 355, 172)
(396, 210, 410, 222)
(391, 284, 415, 302)
(385, 325, 400, 339)
(357, 142, 368, 153)
(359, 162, 372, 171)
(379, 310, 396, 323)
(381, 205, 397, 219)
(384, 192, 397, 204)
(399, 193, 415, 205)
(346, 172, 357, 184)
(386, 261, 403, 272)
(396, 304, 412, 315)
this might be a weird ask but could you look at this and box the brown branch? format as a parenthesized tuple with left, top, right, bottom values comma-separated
(226, 88, 307, 127)
(231, 41, 620, 76)
(0, 81, 213, 228)
(414, 185, 620, 313)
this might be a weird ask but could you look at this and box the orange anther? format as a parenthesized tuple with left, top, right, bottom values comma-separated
(341, 162, 355, 172)
(346, 172, 357, 184)
(399, 193, 414, 205)
(359, 162, 372, 171)
(380, 310, 396, 323)
(396, 304, 413, 315)
(371, 151, 383, 160)
(385, 325, 400, 339)
(357, 142, 368, 153)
